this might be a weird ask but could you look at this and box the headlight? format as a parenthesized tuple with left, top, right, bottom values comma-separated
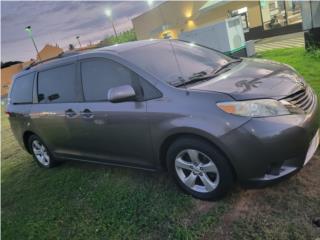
(217, 99, 303, 117)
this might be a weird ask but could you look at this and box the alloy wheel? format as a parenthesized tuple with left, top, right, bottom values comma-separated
(32, 140, 50, 166)
(175, 149, 220, 193)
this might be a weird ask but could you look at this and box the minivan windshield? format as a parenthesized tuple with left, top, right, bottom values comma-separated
(122, 40, 238, 87)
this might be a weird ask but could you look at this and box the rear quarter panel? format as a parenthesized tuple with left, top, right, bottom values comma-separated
(6, 104, 33, 150)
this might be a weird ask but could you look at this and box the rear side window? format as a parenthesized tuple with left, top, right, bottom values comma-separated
(38, 64, 78, 103)
(10, 73, 34, 104)
(81, 59, 136, 101)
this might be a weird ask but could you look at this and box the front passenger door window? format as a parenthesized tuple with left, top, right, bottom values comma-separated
(81, 59, 135, 101)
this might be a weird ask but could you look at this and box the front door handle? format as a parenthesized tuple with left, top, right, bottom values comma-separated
(65, 109, 76, 118)
(80, 109, 94, 119)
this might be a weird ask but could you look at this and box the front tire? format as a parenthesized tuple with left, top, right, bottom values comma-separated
(28, 135, 57, 168)
(167, 137, 234, 200)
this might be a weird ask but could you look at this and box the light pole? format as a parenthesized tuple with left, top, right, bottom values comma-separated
(25, 26, 41, 60)
(76, 36, 82, 48)
(105, 8, 119, 43)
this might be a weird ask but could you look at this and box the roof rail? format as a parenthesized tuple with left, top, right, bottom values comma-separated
(23, 51, 80, 70)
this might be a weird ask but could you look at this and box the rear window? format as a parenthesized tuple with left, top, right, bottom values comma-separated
(37, 64, 78, 103)
(10, 73, 34, 104)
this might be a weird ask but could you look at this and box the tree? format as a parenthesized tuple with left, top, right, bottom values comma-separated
(100, 29, 137, 46)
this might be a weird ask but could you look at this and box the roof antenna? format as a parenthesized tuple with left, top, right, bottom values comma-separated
(158, 5, 188, 90)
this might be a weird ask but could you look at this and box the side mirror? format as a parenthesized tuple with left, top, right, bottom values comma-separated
(107, 85, 136, 103)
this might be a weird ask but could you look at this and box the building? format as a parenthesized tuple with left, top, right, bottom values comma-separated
(37, 44, 63, 61)
(1, 44, 63, 96)
(301, 1, 320, 49)
(1, 63, 23, 96)
(132, 0, 303, 41)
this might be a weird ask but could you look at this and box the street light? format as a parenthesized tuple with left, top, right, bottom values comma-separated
(147, 0, 153, 7)
(24, 26, 41, 60)
(105, 9, 112, 18)
(76, 36, 82, 48)
(104, 8, 119, 43)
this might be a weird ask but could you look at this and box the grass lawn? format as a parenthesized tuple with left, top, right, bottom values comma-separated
(2, 47, 320, 239)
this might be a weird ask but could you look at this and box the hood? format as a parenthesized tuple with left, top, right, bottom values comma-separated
(189, 58, 306, 100)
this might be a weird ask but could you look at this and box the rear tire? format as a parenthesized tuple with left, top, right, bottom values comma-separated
(28, 135, 57, 168)
(167, 137, 234, 200)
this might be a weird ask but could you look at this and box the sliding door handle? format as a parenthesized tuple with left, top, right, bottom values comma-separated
(80, 109, 94, 119)
(65, 109, 76, 118)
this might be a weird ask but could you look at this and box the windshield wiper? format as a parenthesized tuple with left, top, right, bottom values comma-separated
(190, 70, 208, 79)
(170, 71, 212, 87)
(212, 59, 242, 75)
(173, 73, 218, 87)
(171, 59, 243, 87)
(169, 77, 188, 87)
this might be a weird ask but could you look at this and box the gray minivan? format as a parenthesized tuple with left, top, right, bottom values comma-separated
(7, 40, 319, 200)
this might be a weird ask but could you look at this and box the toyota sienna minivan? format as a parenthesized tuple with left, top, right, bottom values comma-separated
(7, 40, 319, 200)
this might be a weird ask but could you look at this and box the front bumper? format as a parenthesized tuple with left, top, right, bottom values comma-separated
(220, 92, 319, 186)
(244, 129, 319, 187)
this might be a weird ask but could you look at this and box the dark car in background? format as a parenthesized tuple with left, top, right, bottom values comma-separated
(6, 40, 319, 200)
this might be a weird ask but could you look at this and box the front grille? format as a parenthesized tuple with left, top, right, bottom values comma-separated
(282, 87, 315, 112)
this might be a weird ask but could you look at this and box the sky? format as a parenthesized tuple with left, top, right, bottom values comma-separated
(1, 1, 160, 62)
